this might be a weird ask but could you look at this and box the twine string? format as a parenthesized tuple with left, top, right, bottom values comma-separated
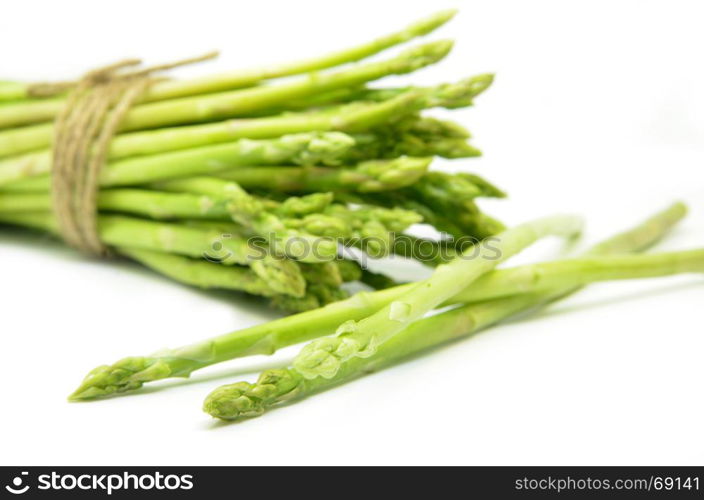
(41, 52, 218, 256)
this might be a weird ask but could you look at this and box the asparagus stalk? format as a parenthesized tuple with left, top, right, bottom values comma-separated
(117, 247, 285, 298)
(0, 189, 230, 219)
(202, 296, 548, 419)
(65, 203, 686, 401)
(0, 71, 490, 165)
(116, 247, 332, 312)
(346, 189, 504, 239)
(212, 157, 432, 193)
(203, 204, 694, 419)
(0, 11, 456, 108)
(0, 211, 308, 297)
(0, 40, 453, 136)
(0, 132, 355, 188)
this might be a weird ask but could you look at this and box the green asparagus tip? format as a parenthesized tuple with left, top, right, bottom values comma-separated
(203, 382, 265, 420)
(292, 330, 367, 380)
(410, 9, 459, 36)
(68, 357, 172, 401)
(357, 156, 432, 192)
(203, 369, 303, 421)
(396, 40, 454, 74)
(428, 74, 496, 109)
(295, 132, 356, 166)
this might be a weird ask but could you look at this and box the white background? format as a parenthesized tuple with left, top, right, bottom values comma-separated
(1, 0, 702, 465)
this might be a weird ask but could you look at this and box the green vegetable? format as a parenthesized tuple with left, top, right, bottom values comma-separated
(0, 132, 356, 188)
(65, 203, 687, 401)
(210, 157, 433, 193)
(202, 203, 691, 420)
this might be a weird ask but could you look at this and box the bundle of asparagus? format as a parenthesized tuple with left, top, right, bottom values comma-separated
(0, 10, 505, 311)
(4, 10, 700, 424)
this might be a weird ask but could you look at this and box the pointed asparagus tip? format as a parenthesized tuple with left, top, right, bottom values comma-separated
(67, 357, 173, 401)
(411, 9, 459, 35)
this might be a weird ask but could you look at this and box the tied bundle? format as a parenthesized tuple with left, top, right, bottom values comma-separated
(0, 10, 505, 311)
(2, 10, 701, 422)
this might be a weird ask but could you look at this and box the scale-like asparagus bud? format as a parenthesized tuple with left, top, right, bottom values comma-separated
(204, 370, 305, 419)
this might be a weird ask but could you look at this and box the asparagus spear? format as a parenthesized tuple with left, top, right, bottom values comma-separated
(212, 157, 432, 193)
(347, 189, 504, 239)
(203, 293, 545, 419)
(0, 132, 355, 188)
(65, 203, 687, 401)
(0, 211, 308, 297)
(117, 247, 286, 298)
(203, 204, 695, 419)
(0, 11, 456, 107)
(116, 247, 333, 313)
(0, 71, 490, 164)
(0, 189, 230, 219)
(0, 40, 453, 135)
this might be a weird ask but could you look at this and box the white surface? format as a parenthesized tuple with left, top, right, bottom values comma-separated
(1, 0, 703, 466)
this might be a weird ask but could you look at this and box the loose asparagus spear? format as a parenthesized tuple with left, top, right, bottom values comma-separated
(65, 203, 687, 401)
(203, 205, 695, 420)
(0, 11, 456, 107)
